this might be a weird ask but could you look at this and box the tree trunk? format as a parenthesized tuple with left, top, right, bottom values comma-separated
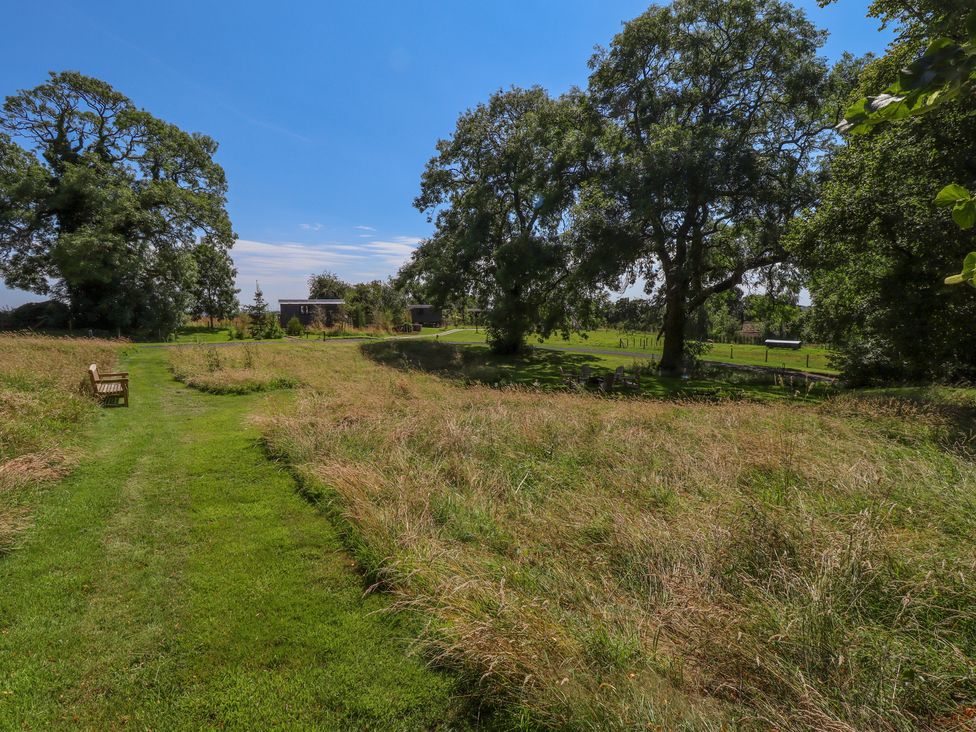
(659, 282, 688, 376)
(488, 325, 526, 355)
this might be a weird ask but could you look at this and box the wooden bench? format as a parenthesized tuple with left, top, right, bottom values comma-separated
(88, 364, 129, 407)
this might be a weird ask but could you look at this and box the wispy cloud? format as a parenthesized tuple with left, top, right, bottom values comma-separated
(299, 222, 324, 231)
(354, 225, 376, 231)
(230, 236, 422, 304)
(362, 237, 423, 266)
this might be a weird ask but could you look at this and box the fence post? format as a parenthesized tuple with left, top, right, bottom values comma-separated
(806, 354, 810, 369)
(729, 345, 733, 360)
(765, 348, 768, 363)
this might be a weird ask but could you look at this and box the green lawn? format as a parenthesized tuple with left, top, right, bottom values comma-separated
(0, 348, 483, 730)
(434, 328, 838, 375)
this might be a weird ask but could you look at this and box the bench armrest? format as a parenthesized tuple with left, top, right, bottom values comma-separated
(101, 371, 128, 377)
(98, 376, 129, 383)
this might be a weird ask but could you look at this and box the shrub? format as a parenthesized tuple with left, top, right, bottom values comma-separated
(285, 316, 304, 336)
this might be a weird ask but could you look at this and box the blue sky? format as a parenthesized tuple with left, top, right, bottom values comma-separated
(1, 0, 893, 309)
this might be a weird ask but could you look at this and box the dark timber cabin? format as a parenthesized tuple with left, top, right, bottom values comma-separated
(408, 304, 442, 327)
(278, 299, 344, 327)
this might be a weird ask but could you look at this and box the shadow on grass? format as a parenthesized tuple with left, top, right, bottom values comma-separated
(362, 340, 834, 402)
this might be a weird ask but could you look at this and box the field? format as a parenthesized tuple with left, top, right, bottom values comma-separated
(168, 341, 976, 730)
(0, 334, 126, 552)
(3, 335, 974, 729)
(434, 328, 838, 375)
(365, 339, 832, 402)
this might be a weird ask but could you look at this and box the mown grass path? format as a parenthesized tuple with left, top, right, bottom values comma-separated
(0, 348, 477, 730)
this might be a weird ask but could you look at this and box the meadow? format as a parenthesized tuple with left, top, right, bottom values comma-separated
(169, 340, 976, 730)
(0, 334, 126, 553)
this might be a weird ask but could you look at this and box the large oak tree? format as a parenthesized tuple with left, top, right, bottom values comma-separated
(574, 0, 850, 373)
(400, 87, 596, 353)
(0, 71, 235, 333)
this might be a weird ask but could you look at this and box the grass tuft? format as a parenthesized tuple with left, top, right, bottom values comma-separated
(168, 345, 300, 393)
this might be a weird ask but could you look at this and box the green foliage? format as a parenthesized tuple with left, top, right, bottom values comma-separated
(400, 87, 595, 354)
(836, 9, 976, 286)
(285, 316, 304, 336)
(307, 271, 406, 331)
(935, 183, 976, 231)
(0, 72, 235, 335)
(346, 279, 407, 330)
(792, 87, 976, 383)
(837, 13, 976, 135)
(0, 300, 70, 331)
(574, 0, 851, 373)
(246, 282, 282, 339)
(307, 270, 350, 299)
(190, 239, 239, 327)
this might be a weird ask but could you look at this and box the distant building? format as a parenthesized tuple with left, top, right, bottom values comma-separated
(739, 320, 762, 339)
(278, 299, 344, 327)
(408, 304, 442, 327)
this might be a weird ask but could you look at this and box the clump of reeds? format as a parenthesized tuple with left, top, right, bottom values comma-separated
(167, 344, 298, 394)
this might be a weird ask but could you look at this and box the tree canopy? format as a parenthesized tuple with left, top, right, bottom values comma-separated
(0, 71, 235, 333)
(400, 86, 596, 353)
(572, 0, 853, 373)
(308, 270, 350, 300)
(190, 239, 239, 328)
(793, 4, 976, 382)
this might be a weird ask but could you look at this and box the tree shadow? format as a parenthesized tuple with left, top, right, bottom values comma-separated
(361, 340, 823, 402)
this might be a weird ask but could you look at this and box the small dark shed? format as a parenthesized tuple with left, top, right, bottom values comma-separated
(278, 299, 344, 327)
(408, 304, 442, 327)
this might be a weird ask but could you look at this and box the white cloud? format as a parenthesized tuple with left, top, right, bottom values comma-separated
(361, 237, 422, 267)
(354, 225, 376, 231)
(230, 236, 422, 305)
(299, 222, 324, 231)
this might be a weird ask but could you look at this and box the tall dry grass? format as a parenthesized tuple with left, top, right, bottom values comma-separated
(193, 342, 975, 729)
(168, 344, 299, 393)
(0, 333, 125, 552)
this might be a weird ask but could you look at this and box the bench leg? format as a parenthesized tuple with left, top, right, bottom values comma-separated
(123, 389, 129, 408)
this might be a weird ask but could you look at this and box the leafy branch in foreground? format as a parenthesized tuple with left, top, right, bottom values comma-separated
(837, 11, 976, 286)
